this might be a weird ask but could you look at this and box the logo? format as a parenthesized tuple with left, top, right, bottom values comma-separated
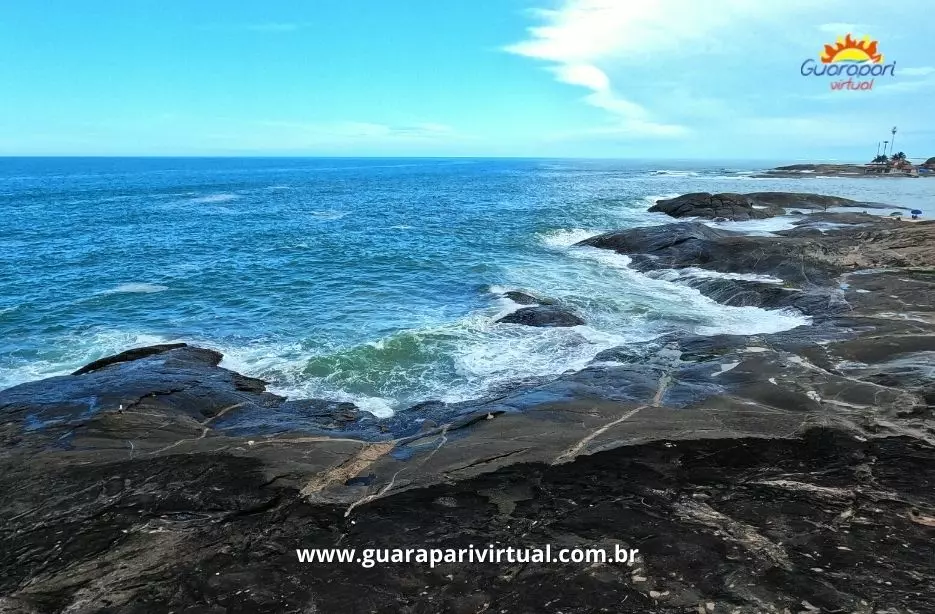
(821, 34, 882, 64)
(801, 33, 895, 91)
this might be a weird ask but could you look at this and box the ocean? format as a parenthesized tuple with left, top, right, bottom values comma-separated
(1, 157, 930, 417)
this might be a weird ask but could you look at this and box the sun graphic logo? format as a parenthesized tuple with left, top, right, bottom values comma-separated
(820, 34, 883, 64)
(801, 33, 895, 91)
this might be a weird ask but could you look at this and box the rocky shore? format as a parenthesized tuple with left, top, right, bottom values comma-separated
(2, 192, 934, 613)
(757, 163, 932, 179)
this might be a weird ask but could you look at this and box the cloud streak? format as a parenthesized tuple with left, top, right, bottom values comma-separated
(505, 0, 831, 140)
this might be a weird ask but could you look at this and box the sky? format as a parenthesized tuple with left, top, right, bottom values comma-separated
(0, 0, 932, 159)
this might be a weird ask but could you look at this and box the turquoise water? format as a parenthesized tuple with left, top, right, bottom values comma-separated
(1, 158, 930, 416)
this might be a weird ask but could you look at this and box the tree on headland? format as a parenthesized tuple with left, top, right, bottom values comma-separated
(890, 151, 909, 170)
(872, 154, 889, 164)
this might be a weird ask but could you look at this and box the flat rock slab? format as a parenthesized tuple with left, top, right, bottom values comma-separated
(649, 192, 865, 221)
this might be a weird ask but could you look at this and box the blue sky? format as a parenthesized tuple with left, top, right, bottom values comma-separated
(1, 0, 932, 159)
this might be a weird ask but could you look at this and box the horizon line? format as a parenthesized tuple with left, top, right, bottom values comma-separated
(0, 154, 866, 163)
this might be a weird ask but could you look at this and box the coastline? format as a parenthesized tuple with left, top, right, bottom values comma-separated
(756, 162, 935, 179)
(3, 192, 935, 612)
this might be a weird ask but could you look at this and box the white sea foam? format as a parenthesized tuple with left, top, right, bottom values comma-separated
(650, 170, 700, 177)
(276, 384, 396, 419)
(190, 193, 240, 204)
(657, 267, 785, 285)
(216, 341, 399, 417)
(107, 283, 169, 294)
(710, 175, 774, 181)
(0, 331, 179, 391)
(451, 321, 620, 389)
(541, 245, 809, 337)
(704, 216, 802, 235)
(389, 224, 414, 230)
(641, 193, 681, 207)
(539, 228, 602, 248)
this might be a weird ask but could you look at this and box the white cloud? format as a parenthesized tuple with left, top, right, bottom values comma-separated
(508, 1, 772, 63)
(505, 0, 822, 139)
(548, 63, 685, 135)
(551, 64, 610, 91)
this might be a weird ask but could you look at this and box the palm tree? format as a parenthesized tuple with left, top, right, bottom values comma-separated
(890, 151, 909, 170)
(873, 154, 889, 164)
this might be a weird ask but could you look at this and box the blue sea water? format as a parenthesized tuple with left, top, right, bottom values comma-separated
(1, 157, 931, 416)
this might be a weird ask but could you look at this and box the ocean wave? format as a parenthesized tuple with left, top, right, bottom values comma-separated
(552, 245, 809, 336)
(211, 309, 634, 416)
(106, 283, 169, 294)
(189, 193, 241, 204)
(708, 175, 775, 181)
(649, 170, 700, 177)
(0, 331, 178, 391)
(641, 193, 681, 206)
(539, 228, 602, 248)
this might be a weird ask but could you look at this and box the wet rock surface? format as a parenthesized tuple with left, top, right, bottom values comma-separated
(649, 192, 775, 221)
(581, 215, 935, 312)
(501, 290, 556, 306)
(2, 200, 935, 613)
(648, 191, 868, 221)
(496, 305, 585, 327)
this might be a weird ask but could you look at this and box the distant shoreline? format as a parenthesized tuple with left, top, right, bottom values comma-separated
(757, 163, 933, 179)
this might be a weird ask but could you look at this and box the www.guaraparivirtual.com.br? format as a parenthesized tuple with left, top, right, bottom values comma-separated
(296, 544, 641, 569)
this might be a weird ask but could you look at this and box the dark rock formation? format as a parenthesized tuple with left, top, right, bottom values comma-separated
(735, 191, 864, 211)
(649, 192, 774, 221)
(71, 342, 189, 375)
(760, 164, 931, 180)
(790, 211, 892, 226)
(502, 290, 556, 306)
(648, 192, 865, 221)
(580, 220, 935, 312)
(496, 305, 585, 327)
(580, 222, 841, 288)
